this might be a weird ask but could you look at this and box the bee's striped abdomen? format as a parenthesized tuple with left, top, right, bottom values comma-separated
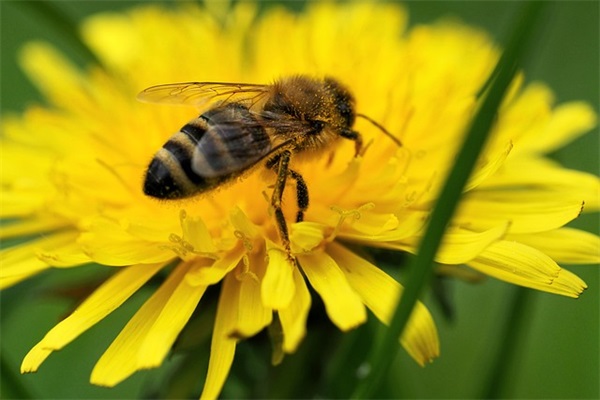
(143, 103, 271, 200)
(143, 118, 210, 199)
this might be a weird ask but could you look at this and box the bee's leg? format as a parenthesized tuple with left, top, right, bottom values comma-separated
(269, 150, 295, 264)
(340, 129, 363, 157)
(288, 169, 309, 223)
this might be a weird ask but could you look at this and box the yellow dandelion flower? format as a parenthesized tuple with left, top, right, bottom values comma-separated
(1, 2, 598, 399)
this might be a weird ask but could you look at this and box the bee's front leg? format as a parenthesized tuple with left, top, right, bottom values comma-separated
(340, 129, 363, 157)
(269, 150, 296, 265)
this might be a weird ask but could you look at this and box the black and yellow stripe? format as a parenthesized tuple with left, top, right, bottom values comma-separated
(143, 103, 271, 200)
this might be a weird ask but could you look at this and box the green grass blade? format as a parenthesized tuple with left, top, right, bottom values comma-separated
(352, 2, 547, 398)
(481, 287, 533, 398)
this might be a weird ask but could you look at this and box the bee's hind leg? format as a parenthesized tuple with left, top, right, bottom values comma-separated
(288, 169, 309, 223)
(268, 150, 296, 265)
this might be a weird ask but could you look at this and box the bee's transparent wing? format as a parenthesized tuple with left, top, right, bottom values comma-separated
(137, 82, 271, 108)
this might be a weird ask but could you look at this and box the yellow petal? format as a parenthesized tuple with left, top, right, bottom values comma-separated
(179, 210, 218, 253)
(478, 157, 600, 210)
(36, 240, 91, 267)
(230, 252, 272, 339)
(20, 343, 53, 375)
(347, 209, 399, 235)
(0, 125, 57, 195)
(201, 273, 238, 400)
(79, 218, 173, 265)
(397, 224, 509, 264)
(0, 231, 79, 288)
(339, 210, 429, 244)
(229, 206, 260, 239)
(543, 268, 589, 296)
(0, 217, 67, 240)
(21, 263, 164, 373)
(137, 264, 208, 366)
(438, 225, 509, 264)
(0, 273, 39, 290)
(290, 221, 326, 253)
(455, 193, 583, 234)
(328, 242, 439, 366)
(351, 163, 409, 205)
(91, 261, 205, 386)
(278, 267, 311, 353)
(0, 193, 47, 218)
(314, 203, 399, 236)
(19, 42, 90, 110)
(298, 251, 367, 331)
(185, 245, 245, 286)
(517, 101, 597, 154)
(465, 141, 512, 192)
(0, 255, 47, 290)
(262, 240, 296, 309)
(509, 228, 600, 264)
(467, 241, 587, 298)
(80, 232, 174, 265)
(81, 12, 141, 68)
(313, 157, 361, 202)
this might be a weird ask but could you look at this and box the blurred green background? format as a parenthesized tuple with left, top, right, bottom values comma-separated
(1, 1, 598, 399)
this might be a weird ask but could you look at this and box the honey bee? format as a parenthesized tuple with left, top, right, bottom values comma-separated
(138, 75, 400, 263)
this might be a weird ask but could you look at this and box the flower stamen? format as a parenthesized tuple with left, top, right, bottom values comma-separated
(327, 203, 375, 242)
(161, 211, 221, 260)
(234, 230, 254, 252)
(235, 258, 259, 283)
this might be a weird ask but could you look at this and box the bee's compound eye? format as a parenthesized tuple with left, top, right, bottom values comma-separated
(143, 158, 186, 199)
(309, 120, 326, 135)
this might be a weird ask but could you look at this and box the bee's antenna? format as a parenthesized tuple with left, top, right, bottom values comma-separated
(356, 113, 403, 147)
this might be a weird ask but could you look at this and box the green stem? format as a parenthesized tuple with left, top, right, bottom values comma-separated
(352, 2, 547, 398)
(481, 287, 533, 399)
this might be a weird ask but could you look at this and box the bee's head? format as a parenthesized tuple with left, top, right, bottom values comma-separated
(323, 77, 356, 129)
